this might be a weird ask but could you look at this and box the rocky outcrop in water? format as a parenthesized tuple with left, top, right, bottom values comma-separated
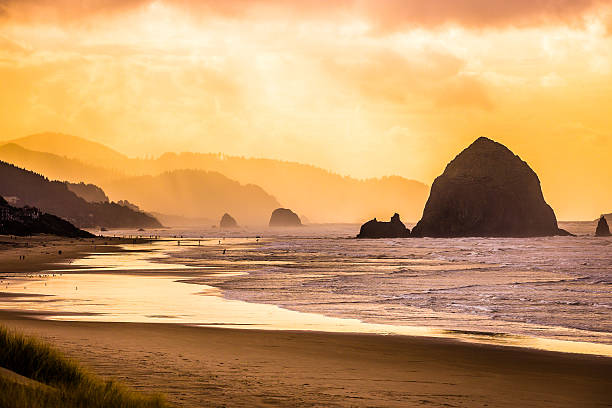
(220, 213, 238, 229)
(269, 208, 301, 227)
(357, 213, 410, 238)
(595, 216, 611, 237)
(411, 137, 570, 237)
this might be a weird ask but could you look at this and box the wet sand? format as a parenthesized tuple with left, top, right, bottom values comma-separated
(1, 312, 610, 408)
(0, 235, 150, 273)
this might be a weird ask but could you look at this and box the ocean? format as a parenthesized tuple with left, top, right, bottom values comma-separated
(1, 220, 611, 355)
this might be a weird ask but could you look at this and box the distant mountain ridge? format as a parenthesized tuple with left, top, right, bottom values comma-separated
(0, 143, 121, 184)
(8, 133, 128, 168)
(2, 133, 429, 223)
(0, 161, 161, 229)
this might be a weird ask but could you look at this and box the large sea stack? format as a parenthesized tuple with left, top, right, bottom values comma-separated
(595, 216, 611, 237)
(411, 137, 570, 237)
(219, 213, 238, 229)
(269, 208, 301, 227)
(357, 213, 410, 238)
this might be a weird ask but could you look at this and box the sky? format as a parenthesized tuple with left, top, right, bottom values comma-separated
(1, 0, 612, 219)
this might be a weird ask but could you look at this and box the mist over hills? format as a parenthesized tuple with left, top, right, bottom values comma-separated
(104, 170, 281, 226)
(0, 144, 282, 225)
(9, 133, 129, 168)
(0, 161, 161, 229)
(0, 143, 121, 184)
(2, 133, 430, 223)
(150, 153, 429, 223)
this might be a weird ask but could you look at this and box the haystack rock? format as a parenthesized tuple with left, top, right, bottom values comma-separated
(219, 213, 238, 229)
(357, 213, 411, 238)
(595, 216, 611, 237)
(269, 208, 301, 227)
(411, 137, 571, 237)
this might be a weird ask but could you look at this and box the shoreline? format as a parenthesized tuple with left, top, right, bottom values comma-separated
(1, 311, 611, 407)
(1, 235, 611, 406)
(156, 238, 612, 356)
(0, 235, 152, 274)
(2, 236, 611, 358)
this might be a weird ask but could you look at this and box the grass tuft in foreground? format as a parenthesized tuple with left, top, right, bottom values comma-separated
(0, 325, 171, 408)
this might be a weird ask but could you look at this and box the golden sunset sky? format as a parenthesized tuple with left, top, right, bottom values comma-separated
(1, 0, 611, 219)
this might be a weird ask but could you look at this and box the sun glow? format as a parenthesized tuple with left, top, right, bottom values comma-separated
(1, 1, 611, 219)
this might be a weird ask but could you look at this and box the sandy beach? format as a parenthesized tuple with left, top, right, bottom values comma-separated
(0, 312, 610, 407)
(1, 236, 611, 407)
(0, 235, 151, 274)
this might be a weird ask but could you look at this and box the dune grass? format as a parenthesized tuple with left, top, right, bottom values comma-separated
(0, 325, 171, 408)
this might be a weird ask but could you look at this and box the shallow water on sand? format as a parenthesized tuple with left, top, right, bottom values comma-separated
(0, 221, 611, 356)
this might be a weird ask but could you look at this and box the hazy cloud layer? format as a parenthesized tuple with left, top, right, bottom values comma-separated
(1, 0, 612, 220)
(0, 0, 608, 30)
(323, 49, 493, 110)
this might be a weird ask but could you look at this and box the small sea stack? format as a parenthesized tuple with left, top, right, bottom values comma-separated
(595, 216, 611, 237)
(219, 213, 238, 229)
(357, 213, 410, 238)
(269, 208, 301, 227)
(411, 137, 571, 237)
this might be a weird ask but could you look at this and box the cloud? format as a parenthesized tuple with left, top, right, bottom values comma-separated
(540, 72, 566, 87)
(435, 76, 494, 110)
(0, 35, 29, 56)
(358, 0, 607, 31)
(0, 0, 149, 23)
(0, 0, 608, 31)
(322, 49, 493, 110)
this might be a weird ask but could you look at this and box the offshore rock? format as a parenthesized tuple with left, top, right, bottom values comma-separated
(269, 208, 301, 227)
(219, 213, 238, 229)
(357, 213, 410, 238)
(595, 216, 611, 237)
(411, 137, 570, 237)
